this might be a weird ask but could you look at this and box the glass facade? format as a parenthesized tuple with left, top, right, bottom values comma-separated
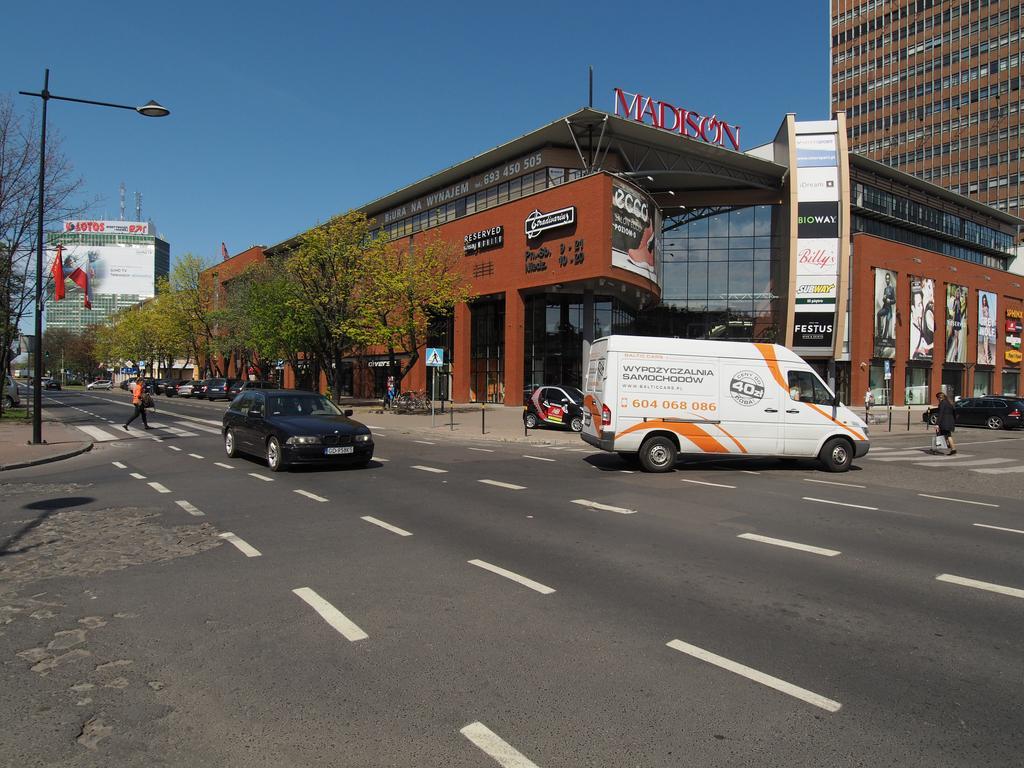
(640, 206, 783, 341)
(1002, 370, 1019, 395)
(905, 365, 930, 404)
(470, 299, 504, 403)
(973, 370, 994, 397)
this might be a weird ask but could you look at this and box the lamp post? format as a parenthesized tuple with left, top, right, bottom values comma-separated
(19, 69, 169, 444)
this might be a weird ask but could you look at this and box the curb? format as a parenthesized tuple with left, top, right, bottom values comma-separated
(0, 441, 94, 472)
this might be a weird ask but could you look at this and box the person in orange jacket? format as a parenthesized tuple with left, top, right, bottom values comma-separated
(124, 377, 150, 430)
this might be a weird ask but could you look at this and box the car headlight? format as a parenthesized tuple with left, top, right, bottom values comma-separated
(286, 435, 321, 445)
(354, 433, 372, 443)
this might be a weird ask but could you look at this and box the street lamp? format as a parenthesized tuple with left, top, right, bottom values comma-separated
(19, 69, 169, 445)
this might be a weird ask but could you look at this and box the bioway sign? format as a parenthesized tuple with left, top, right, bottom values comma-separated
(613, 88, 741, 150)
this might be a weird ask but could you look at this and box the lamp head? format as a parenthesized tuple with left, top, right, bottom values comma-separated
(136, 100, 170, 118)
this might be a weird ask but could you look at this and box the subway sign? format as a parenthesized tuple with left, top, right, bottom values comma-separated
(613, 88, 741, 150)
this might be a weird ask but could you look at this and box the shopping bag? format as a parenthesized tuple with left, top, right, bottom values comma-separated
(933, 434, 947, 450)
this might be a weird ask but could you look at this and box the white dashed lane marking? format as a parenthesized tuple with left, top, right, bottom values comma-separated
(168, 446, 182, 452)
(292, 587, 368, 641)
(936, 573, 1024, 599)
(175, 500, 204, 517)
(219, 532, 262, 558)
(460, 722, 540, 768)
(249, 473, 274, 482)
(681, 478, 736, 489)
(411, 465, 447, 473)
(188, 453, 204, 459)
(129, 472, 146, 480)
(479, 479, 526, 490)
(214, 462, 234, 469)
(413, 440, 436, 445)
(804, 478, 865, 489)
(361, 516, 413, 536)
(667, 638, 842, 713)
(570, 499, 636, 515)
(973, 523, 1024, 535)
(523, 455, 556, 462)
(294, 489, 328, 502)
(148, 482, 171, 494)
(467, 447, 495, 453)
(918, 493, 999, 507)
(802, 496, 878, 511)
(469, 559, 555, 595)
(737, 533, 841, 557)
(111, 461, 127, 469)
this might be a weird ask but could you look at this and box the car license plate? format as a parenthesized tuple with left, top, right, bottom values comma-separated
(324, 446, 354, 455)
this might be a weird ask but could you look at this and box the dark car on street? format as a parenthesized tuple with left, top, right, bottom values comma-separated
(228, 380, 277, 399)
(923, 396, 1024, 430)
(43, 378, 62, 390)
(523, 384, 586, 432)
(202, 378, 237, 402)
(155, 378, 178, 395)
(193, 379, 212, 399)
(222, 389, 374, 471)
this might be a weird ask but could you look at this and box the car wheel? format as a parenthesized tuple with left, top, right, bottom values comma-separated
(3, 395, 13, 409)
(266, 436, 286, 472)
(986, 415, 1004, 430)
(569, 416, 584, 433)
(224, 428, 239, 458)
(927, 413, 938, 426)
(819, 437, 853, 472)
(524, 413, 538, 429)
(639, 435, 677, 473)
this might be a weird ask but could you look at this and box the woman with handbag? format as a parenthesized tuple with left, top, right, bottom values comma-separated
(933, 391, 956, 455)
(124, 377, 151, 430)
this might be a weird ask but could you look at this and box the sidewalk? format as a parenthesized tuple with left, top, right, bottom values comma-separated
(344, 402, 584, 445)
(0, 419, 93, 471)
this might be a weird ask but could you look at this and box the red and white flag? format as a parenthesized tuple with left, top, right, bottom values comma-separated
(50, 245, 65, 301)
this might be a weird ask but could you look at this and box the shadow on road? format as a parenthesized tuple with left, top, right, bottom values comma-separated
(0, 496, 94, 557)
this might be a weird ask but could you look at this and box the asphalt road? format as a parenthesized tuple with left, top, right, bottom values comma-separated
(2, 389, 1022, 767)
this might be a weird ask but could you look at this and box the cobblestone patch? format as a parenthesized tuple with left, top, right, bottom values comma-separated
(0, 481, 91, 497)
(0, 507, 221, 587)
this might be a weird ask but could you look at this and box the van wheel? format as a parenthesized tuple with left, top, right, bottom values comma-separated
(819, 437, 853, 472)
(569, 416, 583, 433)
(639, 435, 677, 473)
(524, 413, 538, 429)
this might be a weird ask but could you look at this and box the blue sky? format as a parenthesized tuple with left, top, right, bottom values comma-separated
(3, 1, 828, 264)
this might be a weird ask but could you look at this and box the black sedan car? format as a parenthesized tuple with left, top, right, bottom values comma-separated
(523, 384, 586, 432)
(923, 396, 1024, 430)
(222, 389, 374, 471)
(43, 378, 62, 390)
(202, 378, 237, 402)
(227, 379, 276, 398)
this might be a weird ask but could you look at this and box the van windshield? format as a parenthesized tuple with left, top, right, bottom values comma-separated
(787, 370, 835, 406)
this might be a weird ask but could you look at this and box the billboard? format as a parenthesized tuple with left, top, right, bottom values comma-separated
(796, 167, 839, 202)
(944, 284, 969, 363)
(795, 134, 837, 168)
(48, 243, 155, 298)
(977, 290, 997, 365)
(873, 268, 897, 359)
(63, 219, 151, 235)
(908, 277, 935, 360)
(1006, 307, 1022, 365)
(611, 179, 659, 286)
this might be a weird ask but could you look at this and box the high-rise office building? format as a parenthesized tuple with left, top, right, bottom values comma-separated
(831, 1, 1024, 218)
(45, 219, 170, 330)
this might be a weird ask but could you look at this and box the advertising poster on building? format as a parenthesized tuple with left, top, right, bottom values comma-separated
(795, 134, 838, 168)
(909, 276, 935, 360)
(48, 244, 156, 298)
(611, 179, 659, 287)
(1006, 307, 1023, 365)
(792, 312, 835, 348)
(873, 268, 897, 358)
(977, 290, 997, 365)
(944, 283, 969, 363)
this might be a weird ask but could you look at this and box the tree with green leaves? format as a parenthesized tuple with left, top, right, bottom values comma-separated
(167, 253, 220, 376)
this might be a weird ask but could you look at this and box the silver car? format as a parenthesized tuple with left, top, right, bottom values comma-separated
(86, 379, 113, 390)
(3, 374, 21, 408)
(175, 381, 197, 397)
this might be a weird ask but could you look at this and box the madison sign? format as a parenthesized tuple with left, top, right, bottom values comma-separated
(613, 88, 741, 151)
(525, 206, 576, 240)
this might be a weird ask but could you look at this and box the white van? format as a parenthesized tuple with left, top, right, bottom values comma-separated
(581, 335, 868, 472)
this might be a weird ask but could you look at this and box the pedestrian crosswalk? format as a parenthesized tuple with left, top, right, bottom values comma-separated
(865, 445, 1020, 474)
(74, 419, 213, 443)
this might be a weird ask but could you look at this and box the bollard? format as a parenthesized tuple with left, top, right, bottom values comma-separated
(887, 405, 892, 432)
(450, 405, 454, 431)
(907, 405, 911, 431)
(481, 403, 486, 434)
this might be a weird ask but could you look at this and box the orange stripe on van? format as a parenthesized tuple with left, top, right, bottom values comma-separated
(714, 423, 748, 454)
(806, 402, 867, 441)
(617, 421, 731, 453)
(754, 343, 787, 390)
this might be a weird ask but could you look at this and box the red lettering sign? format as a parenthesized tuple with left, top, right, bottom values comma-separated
(613, 88, 741, 151)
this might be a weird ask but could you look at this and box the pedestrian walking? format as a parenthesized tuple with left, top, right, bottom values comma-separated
(864, 388, 874, 419)
(124, 377, 151, 430)
(933, 391, 956, 455)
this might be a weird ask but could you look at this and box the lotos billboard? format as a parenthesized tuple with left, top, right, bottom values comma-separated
(611, 179, 659, 287)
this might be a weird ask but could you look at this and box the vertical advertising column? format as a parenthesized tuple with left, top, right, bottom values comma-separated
(792, 124, 841, 362)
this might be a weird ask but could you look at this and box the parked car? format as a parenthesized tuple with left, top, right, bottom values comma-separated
(158, 379, 180, 397)
(87, 379, 113, 390)
(193, 379, 211, 399)
(120, 379, 133, 391)
(228, 380, 276, 399)
(222, 389, 374, 472)
(922, 396, 1024, 430)
(523, 384, 586, 432)
(3, 373, 21, 408)
(175, 381, 197, 397)
(43, 379, 62, 390)
(200, 378, 237, 402)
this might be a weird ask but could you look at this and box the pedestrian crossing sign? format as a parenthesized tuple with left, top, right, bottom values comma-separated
(426, 347, 444, 367)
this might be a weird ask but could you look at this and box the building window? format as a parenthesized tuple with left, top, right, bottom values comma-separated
(470, 299, 504, 404)
(869, 362, 891, 405)
(905, 366, 930, 404)
(1001, 370, 1019, 395)
(973, 369, 993, 397)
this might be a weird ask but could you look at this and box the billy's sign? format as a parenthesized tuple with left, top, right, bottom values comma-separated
(613, 88, 740, 151)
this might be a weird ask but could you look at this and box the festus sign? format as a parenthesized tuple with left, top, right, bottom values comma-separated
(613, 88, 741, 150)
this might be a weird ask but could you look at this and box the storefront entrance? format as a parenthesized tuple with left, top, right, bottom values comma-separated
(470, 299, 504, 403)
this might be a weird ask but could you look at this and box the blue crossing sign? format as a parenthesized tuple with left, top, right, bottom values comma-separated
(426, 348, 444, 367)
